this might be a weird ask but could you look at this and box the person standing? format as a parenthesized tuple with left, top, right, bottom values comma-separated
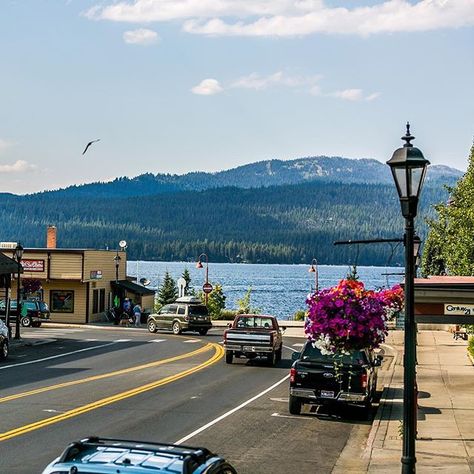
(133, 302, 142, 327)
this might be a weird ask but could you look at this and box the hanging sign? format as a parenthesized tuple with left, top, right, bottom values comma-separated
(90, 270, 103, 280)
(22, 259, 45, 272)
(444, 304, 474, 316)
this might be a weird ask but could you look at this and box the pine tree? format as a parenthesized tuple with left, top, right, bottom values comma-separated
(206, 284, 226, 319)
(157, 271, 178, 306)
(423, 144, 474, 276)
(182, 268, 194, 295)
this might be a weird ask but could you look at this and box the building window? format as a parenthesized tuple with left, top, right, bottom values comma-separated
(50, 290, 74, 313)
(99, 289, 105, 313)
(92, 290, 99, 314)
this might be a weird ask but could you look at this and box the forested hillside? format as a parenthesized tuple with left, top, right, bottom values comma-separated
(0, 180, 450, 265)
(42, 156, 461, 199)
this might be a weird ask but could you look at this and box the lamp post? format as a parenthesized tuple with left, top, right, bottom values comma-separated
(387, 123, 430, 474)
(13, 242, 24, 340)
(114, 252, 121, 283)
(308, 258, 319, 293)
(196, 253, 209, 304)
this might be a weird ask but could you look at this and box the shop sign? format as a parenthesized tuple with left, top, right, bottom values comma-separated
(90, 270, 103, 280)
(444, 304, 474, 316)
(0, 242, 18, 249)
(22, 259, 45, 272)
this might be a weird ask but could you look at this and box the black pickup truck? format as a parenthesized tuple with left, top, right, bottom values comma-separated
(289, 341, 382, 417)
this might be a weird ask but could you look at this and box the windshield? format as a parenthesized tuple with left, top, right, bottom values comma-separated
(235, 317, 274, 329)
(300, 344, 368, 366)
(188, 305, 208, 316)
(39, 302, 49, 311)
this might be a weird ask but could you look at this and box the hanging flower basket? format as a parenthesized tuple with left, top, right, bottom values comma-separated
(305, 279, 404, 355)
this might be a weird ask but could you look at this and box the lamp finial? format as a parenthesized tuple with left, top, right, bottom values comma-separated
(402, 121, 414, 147)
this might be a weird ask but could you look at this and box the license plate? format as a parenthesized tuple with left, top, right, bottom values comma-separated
(243, 346, 256, 352)
(320, 390, 335, 398)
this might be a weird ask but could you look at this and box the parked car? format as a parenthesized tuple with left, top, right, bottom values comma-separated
(0, 299, 50, 327)
(147, 296, 212, 336)
(223, 314, 285, 365)
(0, 319, 9, 360)
(41, 436, 238, 474)
(289, 341, 382, 417)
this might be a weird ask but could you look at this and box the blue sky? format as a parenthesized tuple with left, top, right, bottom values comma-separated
(0, 0, 473, 193)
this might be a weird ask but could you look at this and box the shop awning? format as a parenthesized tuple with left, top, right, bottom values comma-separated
(111, 279, 155, 295)
(0, 253, 22, 275)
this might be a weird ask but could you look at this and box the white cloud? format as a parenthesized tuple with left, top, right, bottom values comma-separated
(123, 28, 159, 45)
(331, 89, 381, 101)
(0, 160, 36, 173)
(191, 79, 223, 95)
(86, 1, 474, 37)
(230, 71, 321, 90)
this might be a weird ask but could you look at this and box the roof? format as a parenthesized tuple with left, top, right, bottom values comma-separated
(414, 275, 474, 289)
(0, 253, 22, 275)
(112, 279, 155, 295)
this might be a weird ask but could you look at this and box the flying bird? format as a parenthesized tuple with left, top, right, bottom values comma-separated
(82, 139, 100, 155)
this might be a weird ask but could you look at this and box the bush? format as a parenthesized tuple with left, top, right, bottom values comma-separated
(293, 310, 306, 321)
(468, 337, 474, 359)
(218, 309, 238, 321)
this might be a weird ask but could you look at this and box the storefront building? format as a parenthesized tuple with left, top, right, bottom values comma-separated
(1, 227, 155, 324)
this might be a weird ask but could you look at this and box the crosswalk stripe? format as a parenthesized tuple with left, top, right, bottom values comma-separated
(149, 339, 166, 343)
(114, 339, 131, 343)
(183, 339, 200, 343)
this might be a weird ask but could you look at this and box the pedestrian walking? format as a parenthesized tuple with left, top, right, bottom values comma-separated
(133, 303, 142, 327)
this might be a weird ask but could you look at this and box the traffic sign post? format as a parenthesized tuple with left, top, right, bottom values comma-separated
(202, 282, 213, 294)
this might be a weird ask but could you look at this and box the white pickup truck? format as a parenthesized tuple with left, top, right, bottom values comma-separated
(223, 314, 285, 366)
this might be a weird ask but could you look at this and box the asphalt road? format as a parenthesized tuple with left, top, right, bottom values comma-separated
(0, 325, 372, 473)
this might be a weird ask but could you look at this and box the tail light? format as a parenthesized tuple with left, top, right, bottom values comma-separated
(269, 333, 274, 345)
(360, 373, 368, 389)
(290, 367, 297, 383)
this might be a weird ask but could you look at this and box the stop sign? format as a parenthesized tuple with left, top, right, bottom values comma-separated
(202, 282, 213, 294)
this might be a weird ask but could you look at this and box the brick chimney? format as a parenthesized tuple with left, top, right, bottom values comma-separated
(47, 225, 57, 249)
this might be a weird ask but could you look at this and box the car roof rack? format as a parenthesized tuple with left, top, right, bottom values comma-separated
(58, 436, 212, 474)
(175, 296, 202, 304)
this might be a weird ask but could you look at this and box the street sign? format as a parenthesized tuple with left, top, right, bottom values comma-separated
(202, 282, 213, 294)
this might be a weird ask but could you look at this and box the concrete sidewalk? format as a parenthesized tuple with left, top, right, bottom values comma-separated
(362, 330, 474, 473)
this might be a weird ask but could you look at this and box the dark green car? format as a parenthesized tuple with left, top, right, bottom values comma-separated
(147, 297, 212, 336)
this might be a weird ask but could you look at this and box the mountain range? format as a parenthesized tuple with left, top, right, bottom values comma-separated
(0, 155, 462, 266)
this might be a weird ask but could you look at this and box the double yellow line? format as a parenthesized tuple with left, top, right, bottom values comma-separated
(0, 342, 224, 442)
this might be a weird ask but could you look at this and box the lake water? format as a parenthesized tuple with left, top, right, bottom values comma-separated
(127, 261, 403, 320)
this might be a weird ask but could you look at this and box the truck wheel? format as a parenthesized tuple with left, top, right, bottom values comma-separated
(172, 321, 182, 335)
(267, 351, 277, 366)
(21, 316, 32, 327)
(198, 328, 208, 336)
(289, 395, 302, 415)
(225, 351, 233, 364)
(276, 346, 282, 362)
(148, 320, 157, 333)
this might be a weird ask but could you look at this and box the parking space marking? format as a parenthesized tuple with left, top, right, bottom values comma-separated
(175, 373, 290, 445)
(0, 342, 118, 370)
(271, 413, 313, 420)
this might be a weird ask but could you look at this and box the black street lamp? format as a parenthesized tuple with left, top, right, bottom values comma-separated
(196, 253, 209, 304)
(114, 252, 121, 283)
(308, 258, 319, 293)
(13, 242, 24, 340)
(387, 123, 430, 474)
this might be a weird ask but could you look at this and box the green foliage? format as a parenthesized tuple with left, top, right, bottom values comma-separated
(157, 271, 178, 306)
(181, 268, 194, 295)
(293, 310, 306, 321)
(346, 264, 359, 281)
(468, 337, 474, 359)
(219, 309, 239, 320)
(204, 283, 226, 319)
(423, 144, 474, 276)
(236, 287, 261, 314)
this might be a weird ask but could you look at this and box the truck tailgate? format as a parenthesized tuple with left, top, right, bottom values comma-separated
(225, 331, 272, 347)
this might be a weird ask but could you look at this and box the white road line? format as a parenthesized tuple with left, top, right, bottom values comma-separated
(84, 339, 98, 342)
(114, 339, 132, 343)
(175, 374, 290, 445)
(149, 339, 166, 343)
(183, 339, 200, 343)
(271, 413, 312, 420)
(283, 345, 299, 353)
(0, 342, 118, 370)
(292, 343, 304, 347)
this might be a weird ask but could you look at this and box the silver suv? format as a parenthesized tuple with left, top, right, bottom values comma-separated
(147, 296, 212, 336)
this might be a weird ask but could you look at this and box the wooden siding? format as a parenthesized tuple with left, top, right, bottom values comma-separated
(83, 250, 127, 282)
(50, 254, 83, 280)
(43, 280, 88, 324)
